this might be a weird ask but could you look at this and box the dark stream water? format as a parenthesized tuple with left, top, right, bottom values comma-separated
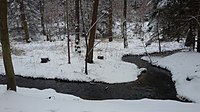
(0, 55, 181, 101)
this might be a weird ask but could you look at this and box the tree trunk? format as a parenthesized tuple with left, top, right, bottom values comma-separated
(157, 13, 161, 52)
(123, 0, 128, 48)
(40, 0, 46, 37)
(87, 0, 99, 63)
(0, 0, 17, 91)
(19, 0, 30, 43)
(75, 0, 80, 53)
(197, 20, 200, 52)
(108, 0, 113, 42)
(195, 0, 200, 52)
(80, 0, 86, 35)
(64, 0, 71, 64)
(188, 0, 198, 51)
(185, 24, 195, 51)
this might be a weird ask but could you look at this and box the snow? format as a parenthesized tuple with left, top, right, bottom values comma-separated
(0, 85, 200, 112)
(0, 37, 184, 83)
(142, 52, 200, 103)
(1, 29, 199, 111)
(0, 40, 141, 83)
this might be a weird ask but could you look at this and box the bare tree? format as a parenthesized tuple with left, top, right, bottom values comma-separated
(19, 0, 30, 43)
(87, 0, 99, 63)
(198, 27, 200, 52)
(196, 1, 200, 52)
(40, 0, 46, 37)
(64, 0, 71, 64)
(198, 15, 200, 52)
(122, 0, 128, 48)
(108, 0, 113, 42)
(157, 12, 161, 52)
(75, 0, 80, 53)
(0, 0, 17, 91)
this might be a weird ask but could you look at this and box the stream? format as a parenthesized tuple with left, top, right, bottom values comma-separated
(0, 54, 181, 101)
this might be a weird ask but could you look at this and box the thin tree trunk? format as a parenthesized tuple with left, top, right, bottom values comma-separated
(197, 16, 200, 52)
(108, 0, 113, 42)
(56, 4, 61, 40)
(176, 16, 180, 42)
(80, 0, 88, 74)
(0, 0, 17, 91)
(185, 24, 195, 51)
(64, 0, 71, 64)
(75, 0, 80, 53)
(188, 0, 198, 51)
(87, 0, 99, 63)
(19, 0, 30, 43)
(191, 24, 196, 51)
(198, 27, 200, 52)
(195, 0, 200, 52)
(40, 0, 46, 37)
(157, 13, 161, 52)
(80, 0, 86, 34)
(123, 0, 128, 48)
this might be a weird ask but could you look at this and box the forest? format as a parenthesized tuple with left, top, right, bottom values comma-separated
(0, 0, 200, 112)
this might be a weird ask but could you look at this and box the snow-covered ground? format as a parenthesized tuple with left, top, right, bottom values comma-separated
(0, 85, 200, 112)
(1, 34, 200, 111)
(0, 37, 184, 83)
(142, 51, 200, 103)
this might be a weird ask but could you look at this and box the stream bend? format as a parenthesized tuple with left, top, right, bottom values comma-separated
(0, 54, 180, 101)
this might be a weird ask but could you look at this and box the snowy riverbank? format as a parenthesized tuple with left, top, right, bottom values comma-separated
(2, 39, 200, 112)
